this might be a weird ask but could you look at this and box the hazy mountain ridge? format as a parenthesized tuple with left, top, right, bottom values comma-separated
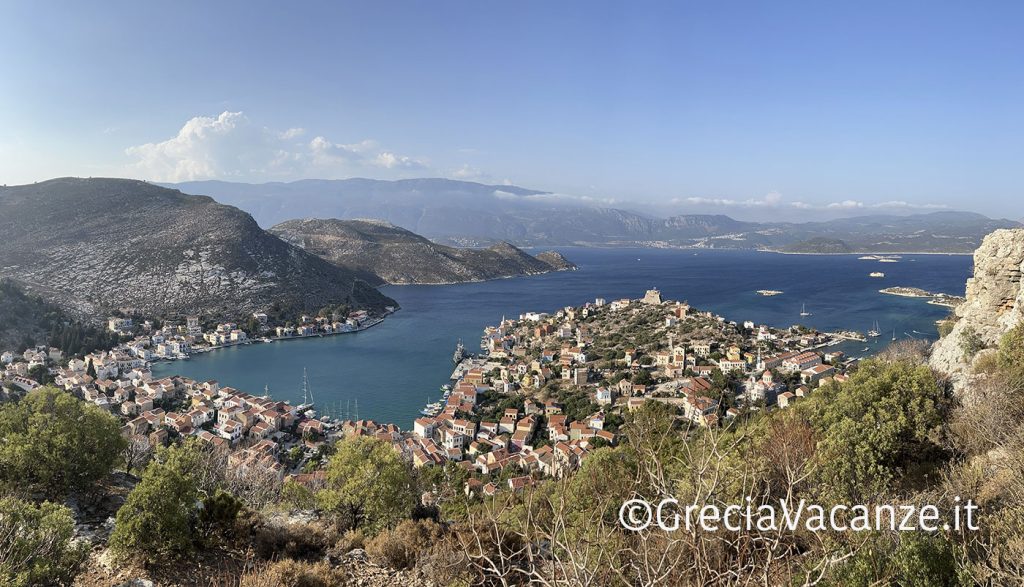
(269, 218, 576, 285)
(779, 237, 854, 254)
(0, 178, 395, 320)
(170, 179, 1019, 252)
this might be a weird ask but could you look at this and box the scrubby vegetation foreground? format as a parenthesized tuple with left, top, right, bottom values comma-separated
(3, 329, 1024, 585)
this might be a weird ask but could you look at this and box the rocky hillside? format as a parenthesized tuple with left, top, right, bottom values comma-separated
(0, 178, 394, 320)
(780, 237, 854, 254)
(0, 278, 65, 351)
(269, 218, 576, 285)
(930, 228, 1024, 384)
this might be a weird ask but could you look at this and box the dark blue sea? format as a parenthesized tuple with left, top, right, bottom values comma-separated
(152, 248, 972, 427)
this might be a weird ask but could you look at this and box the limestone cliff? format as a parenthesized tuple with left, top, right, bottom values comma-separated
(930, 228, 1024, 382)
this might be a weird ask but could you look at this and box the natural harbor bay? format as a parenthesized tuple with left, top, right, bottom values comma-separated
(153, 247, 973, 427)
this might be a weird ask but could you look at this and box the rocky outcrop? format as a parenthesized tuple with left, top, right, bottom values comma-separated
(534, 250, 575, 271)
(930, 228, 1024, 382)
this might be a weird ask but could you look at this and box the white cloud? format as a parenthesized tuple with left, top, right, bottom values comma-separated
(871, 200, 949, 210)
(819, 199, 948, 211)
(674, 191, 948, 212)
(124, 111, 426, 182)
(374, 151, 426, 169)
(676, 191, 784, 208)
(452, 164, 487, 180)
(493, 189, 618, 206)
(826, 199, 865, 209)
(492, 189, 525, 200)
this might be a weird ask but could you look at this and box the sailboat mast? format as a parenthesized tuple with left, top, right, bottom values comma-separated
(302, 368, 308, 406)
(300, 367, 314, 407)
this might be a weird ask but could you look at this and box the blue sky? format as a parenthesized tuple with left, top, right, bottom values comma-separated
(1, 1, 1021, 219)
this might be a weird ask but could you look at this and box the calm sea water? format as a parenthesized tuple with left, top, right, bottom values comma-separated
(152, 248, 972, 427)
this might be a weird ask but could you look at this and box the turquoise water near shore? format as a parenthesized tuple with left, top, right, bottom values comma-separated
(152, 248, 972, 427)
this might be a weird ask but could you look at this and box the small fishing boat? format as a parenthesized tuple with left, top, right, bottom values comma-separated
(420, 397, 444, 416)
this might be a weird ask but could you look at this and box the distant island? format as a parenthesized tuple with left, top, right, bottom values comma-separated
(269, 218, 576, 285)
(879, 286, 965, 307)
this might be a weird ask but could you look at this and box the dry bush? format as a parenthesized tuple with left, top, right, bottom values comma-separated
(415, 532, 475, 587)
(949, 372, 1024, 457)
(445, 405, 882, 586)
(332, 528, 366, 554)
(366, 518, 445, 570)
(941, 326, 1024, 583)
(942, 453, 1024, 584)
(237, 559, 349, 587)
(245, 519, 337, 561)
(758, 411, 818, 499)
(878, 338, 930, 363)
(970, 349, 1001, 376)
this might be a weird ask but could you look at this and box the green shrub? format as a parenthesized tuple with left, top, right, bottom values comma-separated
(0, 386, 125, 497)
(199, 489, 244, 539)
(959, 327, 985, 360)
(0, 496, 86, 587)
(809, 359, 949, 502)
(317, 437, 415, 534)
(108, 442, 203, 562)
(826, 532, 968, 587)
(937, 319, 955, 338)
(997, 323, 1024, 381)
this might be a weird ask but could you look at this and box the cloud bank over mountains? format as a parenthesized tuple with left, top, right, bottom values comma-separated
(674, 190, 948, 213)
(119, 111, 954, 220)
(123, 111, 431, 182)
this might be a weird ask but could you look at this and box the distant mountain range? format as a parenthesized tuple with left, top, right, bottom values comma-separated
(169, 178, 1021, 253)
(269, 219, 575, 285)
(1, 176, 1011, 330)
(0, 178, 395, 320)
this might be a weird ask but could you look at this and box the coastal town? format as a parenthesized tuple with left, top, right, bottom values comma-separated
(0, 287, 861, 499)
